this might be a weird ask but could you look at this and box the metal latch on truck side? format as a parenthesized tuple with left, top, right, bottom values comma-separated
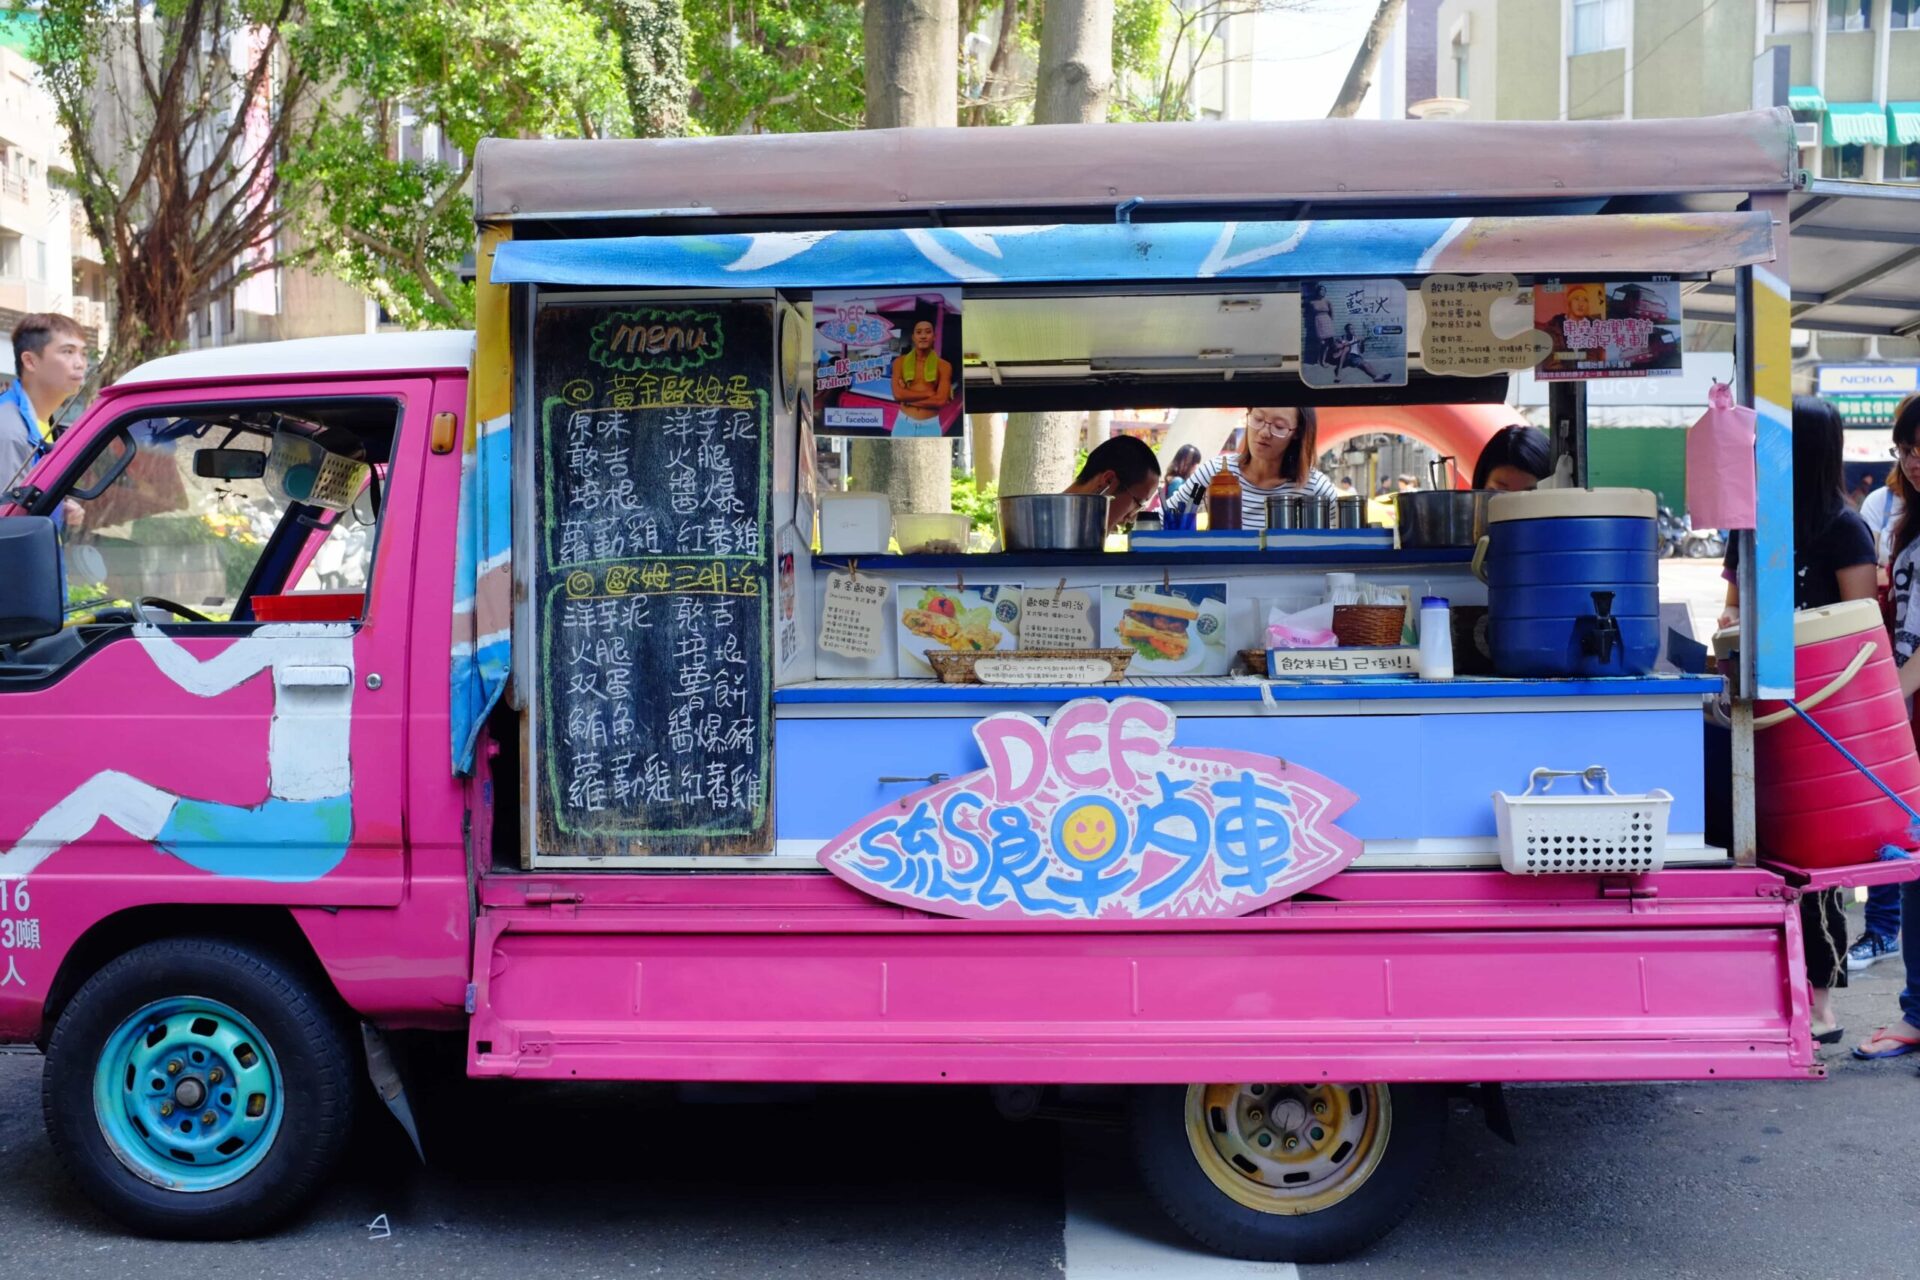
(1599, 877, 1657, 901)
(523, 886, 585, 906)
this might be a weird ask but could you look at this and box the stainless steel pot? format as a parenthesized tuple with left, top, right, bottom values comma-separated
(1396, 489, 1493, 547)
(997, 494, 1108, 551)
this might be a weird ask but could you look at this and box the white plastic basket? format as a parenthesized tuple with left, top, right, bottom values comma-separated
(1493, 766, 1673, 875)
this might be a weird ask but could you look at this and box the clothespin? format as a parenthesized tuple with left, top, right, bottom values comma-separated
(1161, 567, 1172, 593)
(956, 569, 966, 593)
(1055, 577, 1067, 605)
(849, 558, 859, 582)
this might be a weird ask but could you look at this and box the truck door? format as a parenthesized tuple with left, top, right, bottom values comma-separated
(0, 379, 434, 908)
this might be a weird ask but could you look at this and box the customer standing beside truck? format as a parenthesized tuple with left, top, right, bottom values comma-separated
(1719, 396, 1877, 1044)
(1, 313, 88, 493)
(1161, 406, 1334, 530)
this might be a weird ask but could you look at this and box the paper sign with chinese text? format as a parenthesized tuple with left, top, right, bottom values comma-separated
(1019, 587, 1097, 650)
(1420, 274, 1552, 376)
(816, 697, 1363, 920)
(819, 571, 888, 658)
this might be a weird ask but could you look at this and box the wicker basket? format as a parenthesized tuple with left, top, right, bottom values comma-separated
(927, 648, 1134, 685)
(1331, 604, 1406, 648)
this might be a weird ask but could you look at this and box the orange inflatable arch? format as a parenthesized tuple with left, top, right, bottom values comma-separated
(1316, 403, 1528, 489)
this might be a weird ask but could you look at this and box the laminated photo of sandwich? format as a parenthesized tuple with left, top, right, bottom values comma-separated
(897, 584, 1023, 676)
(1117, 595, 1197, 662)
(1101, 584, 1229, 675)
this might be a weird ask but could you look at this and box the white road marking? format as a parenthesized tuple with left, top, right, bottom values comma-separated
(1061, 1128, 1301, 1279)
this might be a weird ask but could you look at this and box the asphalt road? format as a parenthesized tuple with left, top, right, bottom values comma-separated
(2, 910, 1917, 1280)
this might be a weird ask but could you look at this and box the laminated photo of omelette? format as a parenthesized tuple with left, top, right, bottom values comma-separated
(1101, 584, 1229, 676)
(896, 583, 1023, 677)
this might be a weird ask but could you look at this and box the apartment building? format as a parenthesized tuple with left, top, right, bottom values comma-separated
(0, 15, 99, 369)
(1426, 0, 1920, 497)
(1433, 0, 1920, 176)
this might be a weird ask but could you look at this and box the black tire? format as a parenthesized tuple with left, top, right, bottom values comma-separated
(41, 937, 358, 1239)
(1130, 1082, 1445, 1264)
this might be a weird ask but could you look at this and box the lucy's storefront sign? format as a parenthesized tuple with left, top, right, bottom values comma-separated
(817, 697, 1361, 919)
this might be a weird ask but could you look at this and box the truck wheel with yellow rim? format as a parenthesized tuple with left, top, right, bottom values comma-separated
(1131, 1082, 1446, 1262)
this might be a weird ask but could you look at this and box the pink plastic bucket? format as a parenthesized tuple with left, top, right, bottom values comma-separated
(1718, 600, 1920, 869)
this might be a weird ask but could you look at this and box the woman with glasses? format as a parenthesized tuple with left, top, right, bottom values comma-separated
(1855, 396, 1920, 1058)
(1161, 406, 1335, 531)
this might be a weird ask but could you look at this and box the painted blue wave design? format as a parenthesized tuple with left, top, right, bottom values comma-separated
(493, 219, 1460, 288)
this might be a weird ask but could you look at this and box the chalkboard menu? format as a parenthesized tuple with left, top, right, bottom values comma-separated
(533, 300, 773, 857)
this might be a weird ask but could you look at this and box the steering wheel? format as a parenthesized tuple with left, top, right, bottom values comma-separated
(135, 596, 213, 624)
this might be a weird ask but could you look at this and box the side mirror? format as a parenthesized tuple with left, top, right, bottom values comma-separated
(193, 448, 269, 480)
(0, 516, 62, 644)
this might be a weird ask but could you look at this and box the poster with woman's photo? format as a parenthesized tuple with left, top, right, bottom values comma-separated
(814, 289, 964, 437)
(1534, 279, 1683, 380)
(1300, 279, 1407, 388)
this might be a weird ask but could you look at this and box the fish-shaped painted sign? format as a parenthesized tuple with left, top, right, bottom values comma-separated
(817, 697, 1361, 920)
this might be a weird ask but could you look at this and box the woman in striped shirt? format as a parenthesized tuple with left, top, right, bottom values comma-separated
(1162, 406, 1335, 530)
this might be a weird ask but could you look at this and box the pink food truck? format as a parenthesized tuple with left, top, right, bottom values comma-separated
(1, 109, 1914, 1261)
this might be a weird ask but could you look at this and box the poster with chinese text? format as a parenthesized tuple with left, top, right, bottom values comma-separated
(815, 289, 964, 437)
(1301, 279, 1407, 388)
(1534, 279, 1683, 381)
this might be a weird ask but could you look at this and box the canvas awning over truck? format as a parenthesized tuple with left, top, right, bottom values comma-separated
(474, 110, 1796, 227)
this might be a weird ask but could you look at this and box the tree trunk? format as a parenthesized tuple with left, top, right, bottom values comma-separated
(998, 0, 1112, 500)
(1035, 0, 1114, 125)
(854, 0, 959, 512)
(1327, 0, 1406, 119)
(999, 412, 1081, 496)
(973, 412, 1003, 488)
(608, 0, 691, 138)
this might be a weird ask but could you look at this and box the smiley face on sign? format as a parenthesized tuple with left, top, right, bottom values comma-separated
(817, 697, 1364, 921)
(1054, 796, 1126, 866)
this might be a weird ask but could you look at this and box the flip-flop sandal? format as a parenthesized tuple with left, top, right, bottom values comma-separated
(1812, 1021, 1845, 1046)
(1852, 1026, 1920, 1060)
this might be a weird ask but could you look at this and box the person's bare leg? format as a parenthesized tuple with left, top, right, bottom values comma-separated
(1, 772, 179, 878)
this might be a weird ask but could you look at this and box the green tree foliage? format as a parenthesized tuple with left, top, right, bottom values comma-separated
(687, 1, 866, 134)
(295, 0, 630, 327)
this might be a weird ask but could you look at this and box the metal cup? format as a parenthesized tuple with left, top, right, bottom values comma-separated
(1266, 494, 1308, 528)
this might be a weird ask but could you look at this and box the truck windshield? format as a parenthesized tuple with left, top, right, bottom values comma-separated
(51, 399, 397, 625)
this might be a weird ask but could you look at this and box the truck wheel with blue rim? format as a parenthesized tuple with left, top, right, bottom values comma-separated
(1131, 1082, 1445, 1263)
(41, 937, 357, 1238)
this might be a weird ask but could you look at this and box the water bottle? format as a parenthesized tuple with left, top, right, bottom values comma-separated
(1418, 595, 1454, 681)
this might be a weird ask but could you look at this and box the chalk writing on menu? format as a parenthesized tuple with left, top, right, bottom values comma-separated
(535, 302, 773, 855)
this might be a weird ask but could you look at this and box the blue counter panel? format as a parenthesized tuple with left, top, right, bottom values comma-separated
(774, 675, 1722, 705)
(773, 707, 1705, 844)
(811, 547, 1475, 572)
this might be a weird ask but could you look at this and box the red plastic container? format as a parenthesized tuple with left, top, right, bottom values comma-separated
(1718, 600, 1920, 868)
(251, 592, 365, 622)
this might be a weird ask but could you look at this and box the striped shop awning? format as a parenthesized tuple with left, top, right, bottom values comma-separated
(1790, 85, 1827, 114)
(1825, 102, 1891, 147)
(1888, 102, 1920, 147)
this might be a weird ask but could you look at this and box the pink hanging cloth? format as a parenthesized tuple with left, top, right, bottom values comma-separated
(1686, 380, 1757, 531)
